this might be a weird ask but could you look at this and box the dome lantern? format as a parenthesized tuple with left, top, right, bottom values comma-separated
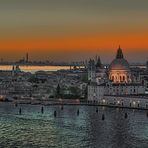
(116, 46, 124, 59)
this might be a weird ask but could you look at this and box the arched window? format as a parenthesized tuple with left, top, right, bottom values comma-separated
(123, 76, 125, 81)
(112, 76, 114, 82)
(120, 76, 122, 82)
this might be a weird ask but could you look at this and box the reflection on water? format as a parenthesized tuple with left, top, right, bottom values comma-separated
(0, 65, 70, 73)
(0, 102, 147, 148)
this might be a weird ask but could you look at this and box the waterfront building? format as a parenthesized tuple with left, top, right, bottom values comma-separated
(88, 59, 96, 82)
(88, 47, 148, 108)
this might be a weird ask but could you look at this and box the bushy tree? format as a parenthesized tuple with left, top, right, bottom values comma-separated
(56, 84, 61, 98)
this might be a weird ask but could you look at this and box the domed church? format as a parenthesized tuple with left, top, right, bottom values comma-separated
(87, 46, 146, 105)
(109, 46, 131, 84)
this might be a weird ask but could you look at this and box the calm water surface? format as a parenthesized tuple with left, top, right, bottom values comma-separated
(0, 65, 70, 73)
(0, 102, 148, 148)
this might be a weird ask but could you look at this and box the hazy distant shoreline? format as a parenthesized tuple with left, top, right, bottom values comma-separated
(0, 65, 71, 73)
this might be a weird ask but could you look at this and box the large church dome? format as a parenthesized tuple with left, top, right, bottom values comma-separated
(110, 58, 130, 71)
(109, 46, 131, 84)
(109, 47, 130, 71)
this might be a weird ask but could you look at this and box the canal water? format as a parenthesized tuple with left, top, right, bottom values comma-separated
(0, 102, 147, 148)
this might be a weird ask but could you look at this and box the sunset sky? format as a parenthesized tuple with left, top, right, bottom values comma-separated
(0, 0, 148, 63)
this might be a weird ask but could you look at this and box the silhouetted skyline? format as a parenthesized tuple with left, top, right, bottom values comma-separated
(0, 0, 147, 62)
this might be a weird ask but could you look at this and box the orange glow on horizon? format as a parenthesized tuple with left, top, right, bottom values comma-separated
(0, 33, 148, 53)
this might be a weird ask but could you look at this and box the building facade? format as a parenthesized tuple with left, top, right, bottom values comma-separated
(88, 47, 148, 108)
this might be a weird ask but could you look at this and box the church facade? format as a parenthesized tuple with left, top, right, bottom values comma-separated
(87, 47, 148, 108)
(109, 46, 131, 84)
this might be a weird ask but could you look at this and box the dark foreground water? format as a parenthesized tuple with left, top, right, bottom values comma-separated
(0, 102, 147, 148)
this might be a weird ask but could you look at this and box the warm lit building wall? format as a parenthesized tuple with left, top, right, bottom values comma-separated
(109, 70, 131, 84)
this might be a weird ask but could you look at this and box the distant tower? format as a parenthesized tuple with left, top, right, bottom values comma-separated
(88, 59, 96, 82)
(12, 65, 15, 76)
(26, 53, 29, 63)
(16, 65, 21, 72)
(96, 56, 102, 71)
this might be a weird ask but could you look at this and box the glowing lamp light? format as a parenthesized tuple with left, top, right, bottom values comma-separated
(117, 101, 120, 104)
(59, 98, 62, 102)
(0, 95, 4, 101)
(133, 101, 136, 105)
(76, 99, 80, 103)
(31, 97, 34, 100)
(102, 99, 106, 103)
(93, 93, 96, 97)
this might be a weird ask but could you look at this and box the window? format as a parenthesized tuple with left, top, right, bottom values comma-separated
(112, 76, 114, 81)
(123, 76, 125, 81)
(120, 76, 122, 81)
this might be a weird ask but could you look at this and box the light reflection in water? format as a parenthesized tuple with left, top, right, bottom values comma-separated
(0, 102, 147, 148)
